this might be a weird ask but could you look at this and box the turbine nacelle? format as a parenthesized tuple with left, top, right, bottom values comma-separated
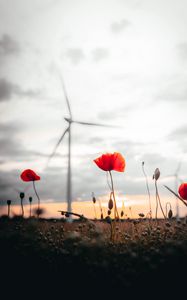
(64, 117, 72, 124)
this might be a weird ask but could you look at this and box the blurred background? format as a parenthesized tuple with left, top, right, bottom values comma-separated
(0, 0, 187, 218)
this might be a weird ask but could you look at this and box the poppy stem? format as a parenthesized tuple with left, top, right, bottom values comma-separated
(30, 202, 32, 218)
(8, 204, 10, 218)
(155, 180, 166, 220)
(21, 199, 24, 217)
(142, 162, 152, 218)
(109, 171, 119, 219)
(155, 187, 158, 221)
(32, 181, 40, 217)
(93, 203, 97, 219)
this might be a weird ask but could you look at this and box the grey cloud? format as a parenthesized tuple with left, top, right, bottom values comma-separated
(92, 48, 109, 62)
(110, 19, 131, 34)
(66, 48, 85, 64)
(0, 78, 40, 101)
(0, 123, 49, 162)
(169, 125, 187, 139)
(0, 34, 20, 56)
(0, 78, 19, 100)
(0, 170, 20, 202)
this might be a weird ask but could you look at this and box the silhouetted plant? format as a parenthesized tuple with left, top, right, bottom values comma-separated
(7, 200, 11, 218)
(92, 192, 97, 219)
(166, 202, 173, 219)
(20, 169, 41, 218)
(142, 161, 152, 218)
(153, 168, 166, 220)
(29, 197, 32, 218)
(94, 152, 126, 241)
(19, 192, 25, 217)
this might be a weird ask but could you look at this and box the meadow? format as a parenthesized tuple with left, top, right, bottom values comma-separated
(0, 215, 187, 297)
(1, 156, 187, 297)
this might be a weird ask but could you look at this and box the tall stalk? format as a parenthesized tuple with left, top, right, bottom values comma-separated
(109, 171, 119, 219)
(33, 181, 40, 218)
(155, 180, 166, 220)
(142, 162, 152, 218)
(7, 200, 11, 218)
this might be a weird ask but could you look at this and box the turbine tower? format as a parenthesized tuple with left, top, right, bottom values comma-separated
(47, 75, 116, 214)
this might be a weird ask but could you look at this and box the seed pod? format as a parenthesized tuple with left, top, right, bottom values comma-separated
(138, 213, 145, 218)
(168, 209, 173, 219)
(153, 168, 160, 181)
(65, 212, 70, 218)
(7, 200, 11, 206)
(108, 198, 113, 210)
(29, 197, 32, 203)
(92, 192, 96, 203)
(121, 211, 124, 217)
(20, 192, 25, 199)
(101, 213, 103, 220)
(108, 210, 111, 215)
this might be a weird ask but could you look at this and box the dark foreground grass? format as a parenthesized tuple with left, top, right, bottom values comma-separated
(0, 216, 187, 297)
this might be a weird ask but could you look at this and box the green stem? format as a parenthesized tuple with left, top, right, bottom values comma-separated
(109, 171, 119, 219)
(33, 181, 40, 217)
(8, 204, 10, 218)
(30, 202, 32, 218)
(142, 163, 152, 218)
(155, 180, 166, 219)
(21, 199, 24, 217)
(155, 180, 158, 220)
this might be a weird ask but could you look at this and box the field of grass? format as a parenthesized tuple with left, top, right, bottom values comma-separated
(0, 216, 187, 297)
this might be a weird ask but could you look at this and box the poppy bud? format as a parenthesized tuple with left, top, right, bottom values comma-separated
(108, 210, 111, 215)
(168, 209, 173, 219)
(121, 211, 124, 217)
(61, 211, 64, 216)
(153, 168, 160, 181)
(139, 213, 145, 218)
(101, 213, 104, 219)
(65, 212, 70, 218)
(29, 197, 32, 203)
(20, 192, 25, 199)
(108, 198, 113, 210)
(92, 197, 96, 204)
(7, 200, 11, 206)
(142, 161, 144, 166)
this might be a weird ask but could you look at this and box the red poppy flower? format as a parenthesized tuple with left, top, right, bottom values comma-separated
(94, 152, 125, 172)
(20, 169, 40, 182)
(178, 183, 187, 201)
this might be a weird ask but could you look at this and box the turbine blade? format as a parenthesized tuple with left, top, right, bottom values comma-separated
(58, 74, 72, 118)
(46, 127, 69, 166)
(73, 120, 119, 128)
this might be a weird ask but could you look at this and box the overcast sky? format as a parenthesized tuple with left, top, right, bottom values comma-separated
(0, 0, 187, 212)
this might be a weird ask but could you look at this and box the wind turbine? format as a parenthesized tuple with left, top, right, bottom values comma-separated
(47, 74, 117, 214)
(164, 161, 183, 220)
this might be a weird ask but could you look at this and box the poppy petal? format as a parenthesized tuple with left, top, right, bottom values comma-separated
(112, 152, 126, 172)
(178, 183, 187, 201)
(94, 152, 125, 172)
(20, 169, 40, 182)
